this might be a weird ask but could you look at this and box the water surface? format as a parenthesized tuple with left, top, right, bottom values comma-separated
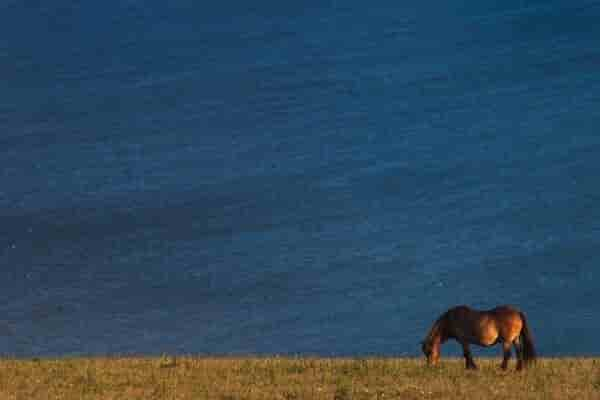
(1, 0, 600, 356)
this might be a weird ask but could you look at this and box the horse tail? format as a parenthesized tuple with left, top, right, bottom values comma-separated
(519, 311, 537, 366)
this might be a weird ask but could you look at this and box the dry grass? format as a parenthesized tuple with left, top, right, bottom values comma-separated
(0, 356, 599, 399)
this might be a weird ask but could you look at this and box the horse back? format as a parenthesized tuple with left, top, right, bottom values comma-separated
(444, 305, 523, 345)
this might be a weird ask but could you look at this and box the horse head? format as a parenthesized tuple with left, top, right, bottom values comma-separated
(421, 338, 440, 365)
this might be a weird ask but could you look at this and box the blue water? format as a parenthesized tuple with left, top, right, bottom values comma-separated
(2, 0, 600, 357)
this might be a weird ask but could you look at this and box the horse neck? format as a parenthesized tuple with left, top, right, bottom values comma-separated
(427, 317, 447, 346)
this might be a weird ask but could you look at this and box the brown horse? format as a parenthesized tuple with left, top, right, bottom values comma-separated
(421, 305, 536, 370)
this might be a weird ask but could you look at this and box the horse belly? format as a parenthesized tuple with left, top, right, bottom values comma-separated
(479, 332, 499, 346)
(478, 325, 499, 346)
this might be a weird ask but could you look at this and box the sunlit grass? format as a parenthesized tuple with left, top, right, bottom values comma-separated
(0, 356, 598, 399)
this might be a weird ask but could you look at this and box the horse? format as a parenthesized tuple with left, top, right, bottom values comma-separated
(421, 305, 536, 370)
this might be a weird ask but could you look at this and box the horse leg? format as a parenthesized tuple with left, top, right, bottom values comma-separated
(514, 337, 524, 371)
(500, 341, 511, 370)
(461, 342, 477, 370)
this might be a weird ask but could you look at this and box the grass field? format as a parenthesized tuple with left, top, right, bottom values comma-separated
(0, 356, 599, 399)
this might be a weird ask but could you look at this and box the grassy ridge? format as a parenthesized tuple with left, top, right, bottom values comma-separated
(0, 356, 599, 399)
